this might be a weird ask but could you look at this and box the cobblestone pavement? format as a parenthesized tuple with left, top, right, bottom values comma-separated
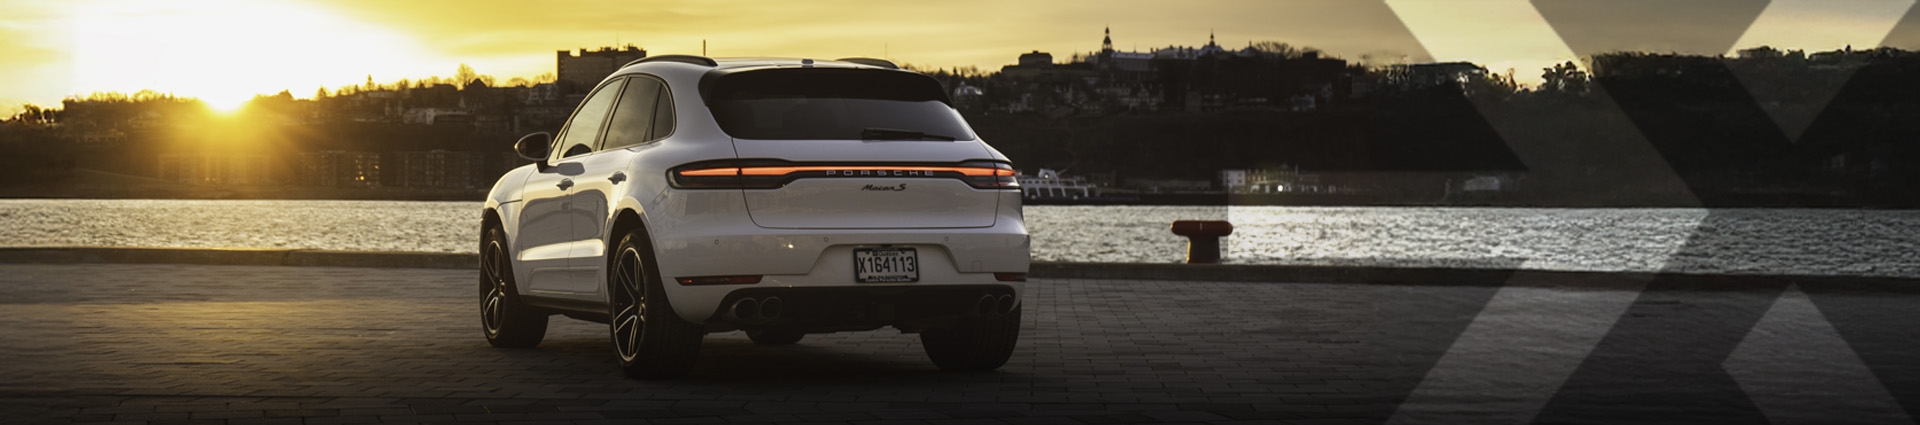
(3, 264, 1918, 424)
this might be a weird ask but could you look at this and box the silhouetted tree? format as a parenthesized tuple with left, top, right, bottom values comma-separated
(1250, 41, 1323, 60)
(455, 64, 479, 90)
(1541, 61, 1589, 95)
(7, 104, 55, 125)
(1465, 68, 1520, 101)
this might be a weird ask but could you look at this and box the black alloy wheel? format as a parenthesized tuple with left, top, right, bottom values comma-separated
(481, 226, 547, 347)
(609, 229, 704, 379)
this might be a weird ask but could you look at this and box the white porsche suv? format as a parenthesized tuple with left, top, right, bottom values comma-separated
(478, 56, 1030, 379)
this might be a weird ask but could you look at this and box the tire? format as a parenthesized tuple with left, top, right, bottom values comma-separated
(608, 228, 705, 379)
(480, 226, 547, 348)
(921, 304, 1021, 372)
(746, 328, 805, 345)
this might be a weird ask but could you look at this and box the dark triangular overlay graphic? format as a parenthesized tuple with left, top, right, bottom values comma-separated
(1887, 2, 1920, 50)
(1727, 53, 1862, 143)
(1789, 4, 1920, 207)
(1535, 0, 1782, 207)
(1533, 0, 1770, 57)
(1264, 0, 1525, 175)
(1766, 282, 1920, 425)
(1786, 282, 1920, 422)
(1216, 2, 1518, 421)
(1530, 1, 1788, 423)
(1354, 274, 1508, 423)
(1534, 279, 1792, 424)
(1727, 2, 1917, 143)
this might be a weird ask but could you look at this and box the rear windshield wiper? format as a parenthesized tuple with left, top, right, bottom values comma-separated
(861, 128, 957, 141)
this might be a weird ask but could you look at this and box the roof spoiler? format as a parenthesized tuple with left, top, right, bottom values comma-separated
(625, 55, 719, 68)
(835, 57, 899, 69)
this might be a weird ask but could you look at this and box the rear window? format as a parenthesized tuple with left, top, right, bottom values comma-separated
(708, 68, 976, 141)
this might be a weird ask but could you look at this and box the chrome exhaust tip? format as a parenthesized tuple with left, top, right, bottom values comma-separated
(730, 298, 760, 321)
(758, 297, 784, 319)
(996, 294, 1016, 314)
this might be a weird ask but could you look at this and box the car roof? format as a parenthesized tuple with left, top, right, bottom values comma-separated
(622, 56, 900, 72)
(611, 56, 939, 104)
(716, 58, 872, 69)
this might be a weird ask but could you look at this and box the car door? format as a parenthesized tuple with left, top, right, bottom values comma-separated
(516, 78, 625, 295)
(566, 75, 673, 295)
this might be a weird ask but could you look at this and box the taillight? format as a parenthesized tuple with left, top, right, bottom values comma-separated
(668, 160, 1021, 190)
(959, 161, 1020, 190)
(994, 272, 1027, 282)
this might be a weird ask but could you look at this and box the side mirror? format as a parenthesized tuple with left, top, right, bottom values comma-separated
(514, 132, 552, 163)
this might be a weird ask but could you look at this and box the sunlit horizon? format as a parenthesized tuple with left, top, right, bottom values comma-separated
(2, 0, 1915, 116)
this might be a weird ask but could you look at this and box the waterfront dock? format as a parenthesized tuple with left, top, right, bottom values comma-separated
(3, 249, 1918, 424)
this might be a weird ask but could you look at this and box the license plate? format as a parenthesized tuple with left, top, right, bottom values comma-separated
(854, 248, 919, 283)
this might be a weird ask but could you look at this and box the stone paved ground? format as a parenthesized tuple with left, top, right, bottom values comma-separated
(3, 264, 1919, 424)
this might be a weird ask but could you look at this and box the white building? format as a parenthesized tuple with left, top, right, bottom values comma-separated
(1018, 168, 1096, 198)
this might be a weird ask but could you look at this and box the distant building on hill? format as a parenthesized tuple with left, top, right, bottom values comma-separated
(557, 45, 647, 94)
(523, 83, 563, 105)
(1091, 27, 1155, 73)
(158, 153, 275, 185)
(990, 27, 1352, 113)
(302, 151, 381, 188)
(1002, 51, 1070, 78)
(1018, 51, 1054, 68)
(397, 151, 486, 189)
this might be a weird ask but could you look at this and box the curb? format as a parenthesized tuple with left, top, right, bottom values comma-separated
(0, 247, 1913, 289)
(0, 247, 477, 270)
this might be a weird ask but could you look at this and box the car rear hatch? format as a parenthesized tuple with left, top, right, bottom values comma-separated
(693, 67, 1016, 229)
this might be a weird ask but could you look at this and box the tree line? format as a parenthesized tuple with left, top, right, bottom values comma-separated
(4, 49, 1918, 206)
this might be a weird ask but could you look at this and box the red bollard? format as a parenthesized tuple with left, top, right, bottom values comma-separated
(1170, 220, 1233, 264)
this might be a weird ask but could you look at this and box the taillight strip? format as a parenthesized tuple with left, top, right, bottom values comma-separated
(679, 166, 1015, 177)
(678, 168, 742, 177)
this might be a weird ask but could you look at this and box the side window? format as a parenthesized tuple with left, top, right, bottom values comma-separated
(601, 77, 663, 151)
(650, 84, 675, 140)
(552, 79, 626, 161)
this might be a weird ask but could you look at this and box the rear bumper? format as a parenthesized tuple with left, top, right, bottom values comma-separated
(641, 190, 1028, 323)
(708, 284, 1017, 333)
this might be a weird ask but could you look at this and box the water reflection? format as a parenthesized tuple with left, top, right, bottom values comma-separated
(0, 200, 1913, 277)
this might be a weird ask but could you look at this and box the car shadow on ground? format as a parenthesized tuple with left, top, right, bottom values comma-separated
(488, 328, 1032, 389)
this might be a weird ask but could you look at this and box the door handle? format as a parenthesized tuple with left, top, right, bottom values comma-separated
(557, 179, 574, 190)
(609, 171, 627, 184)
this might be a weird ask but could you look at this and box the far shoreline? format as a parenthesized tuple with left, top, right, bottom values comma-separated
(3, 193, 1916, 210)
(4, 168, 1915, 208)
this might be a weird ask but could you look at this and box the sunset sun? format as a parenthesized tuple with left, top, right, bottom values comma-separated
(69, 0, 445, 108)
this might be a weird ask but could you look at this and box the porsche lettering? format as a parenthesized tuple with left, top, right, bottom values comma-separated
(825, 170, 935, 177)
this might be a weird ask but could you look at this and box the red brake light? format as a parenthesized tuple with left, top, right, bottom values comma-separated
(960, 161, 1020, 190)
(678, 168, 741, 177)
(668, 161, 1020, 190)
(994, 272, 1027, 282)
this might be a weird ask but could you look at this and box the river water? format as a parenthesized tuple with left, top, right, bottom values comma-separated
(1, 200, 1914, 277)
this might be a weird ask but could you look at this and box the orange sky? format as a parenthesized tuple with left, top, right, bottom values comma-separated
(1, 0, 1915, 115)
